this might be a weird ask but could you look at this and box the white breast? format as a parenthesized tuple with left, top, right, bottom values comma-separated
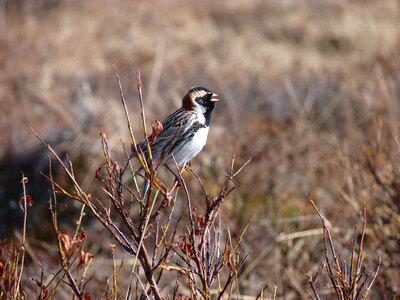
(167, 126, 209, 166)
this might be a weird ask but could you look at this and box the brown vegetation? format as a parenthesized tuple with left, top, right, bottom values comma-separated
(1, 0, 399, 298)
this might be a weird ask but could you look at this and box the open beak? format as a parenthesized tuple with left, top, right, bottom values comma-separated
(210, 93, 220, 102)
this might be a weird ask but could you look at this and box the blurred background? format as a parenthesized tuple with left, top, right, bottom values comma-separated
(1, 0, 400, 298)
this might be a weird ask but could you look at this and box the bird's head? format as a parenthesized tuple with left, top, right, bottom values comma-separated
(182, 86, 219, 113)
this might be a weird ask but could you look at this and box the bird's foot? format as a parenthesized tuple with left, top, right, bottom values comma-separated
(184, 161, 192, 171)
(174, 175, 184, 187)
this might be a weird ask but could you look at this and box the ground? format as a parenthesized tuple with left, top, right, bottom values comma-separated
(0, 0, 399, 298)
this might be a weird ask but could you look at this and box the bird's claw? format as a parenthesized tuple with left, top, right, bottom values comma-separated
(174, 175, 184, 187)
(185, 161, 192, 171)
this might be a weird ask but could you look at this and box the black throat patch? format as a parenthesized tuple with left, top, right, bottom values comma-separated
(203, 108, 214, 126)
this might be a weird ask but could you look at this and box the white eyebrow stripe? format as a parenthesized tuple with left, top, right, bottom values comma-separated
(192, 90, 207, 99)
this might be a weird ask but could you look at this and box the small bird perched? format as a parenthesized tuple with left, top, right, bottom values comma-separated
(132, 86, 219, 173)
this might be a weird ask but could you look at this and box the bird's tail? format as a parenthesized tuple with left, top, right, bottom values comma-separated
(141, 173, 150, 200)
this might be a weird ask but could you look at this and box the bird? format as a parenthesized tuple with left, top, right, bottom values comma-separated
(131, 86, 219, 174)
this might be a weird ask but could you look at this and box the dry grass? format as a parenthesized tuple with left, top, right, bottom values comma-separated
(1, 0, 400, 298)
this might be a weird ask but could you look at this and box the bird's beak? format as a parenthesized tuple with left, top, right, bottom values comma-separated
(210, 93, 220, 102)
